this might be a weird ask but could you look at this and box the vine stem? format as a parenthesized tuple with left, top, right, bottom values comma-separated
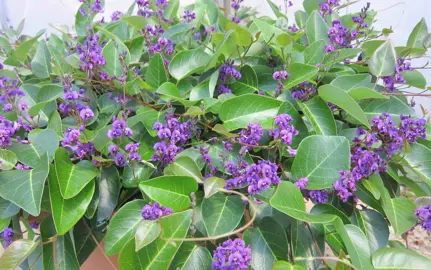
(160, 189, 256, 242)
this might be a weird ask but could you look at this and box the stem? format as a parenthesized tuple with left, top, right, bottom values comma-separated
(160, 189, 256, 242)
(304, 223, 330, 269)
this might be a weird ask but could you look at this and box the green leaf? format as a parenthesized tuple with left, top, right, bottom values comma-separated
(306, 11, 329, 44)
(311, 203, 351, 224)
(157, 81, 180, 98)
(348, 87, 389, 101)
(102, 39, 131, 78)
(273, 261, 306, 270)
(226, 22, 254, 46)
(54, 147, 99, 199)
(0, 154, 49, 216)
(146, 53, 168, 88)
(202, 193, 245, 236)
(118, 210, 192, 269)
(164, 156, 203, 184)
(135, 220, 160, 251)
(270, 181, 336, 223)
(253, 18, 284, 43)
(220, 94, 282, 131)
(230, 65, 259, 95)
(303, 0, 321, 14)
(291, 222, 325, 269)
(291, 135, 350, 189)
(0, 240, 38, 270)
(407, 18, 428, 48)
(164, 0, 179, 19)
(190, 70, 219, 100)
(266, 0, 288, 19)
(372, 248, 431, 270)
(369, 39, 397, 77)
(0, 149, 17, 170)
(319, 84, 371, 128)
(31, 40, 52, 78)
(4, 30, 45, 66)
(204, 177, 225, 198)
(284, 63, 319, 91)
(49, 165, 95, 235)
(243, 217, 289, 270)
(404, 143, 431, 187)
(0, 197, 19, 219)
(123, 162, 155, 188)
(298, 96, 337, 135)
(96, 166, 120, 224)
(304, 40, 326, 65)
(350, 209, 389, 253)
(169, 48, 211, 80)
(402, 70, 427, 89)
(121, 16, 148, 30)
(170, 243, 212, 270)
(75, 3, 97, 36)
(104, 200, 146, 256)
(130, 107, 165, 137)
(331, 74, 373, 90)
(139, 176, 198, 212)
(73, 219, 104, 265)
(28, 84, 63, 117)
(358, 96, 415, 123)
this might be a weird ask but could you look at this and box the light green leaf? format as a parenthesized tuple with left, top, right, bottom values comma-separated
(3, 30, 45, 66)
(54, 147, 99, 199)
(226, 22, 254, 46)
(273, 261, 306, 270)
(230, 65, 259, 95)
(369, 39, 397, 77)
(189, 70, 219, 100)
(303, 0, 321, 14)
(164, 156, 203, 184)
(146, 53, 168, 88)
(104, 200, 146, 256)
(359, 96, 415, 122)
(49, 165, 95, 235)
(202, 193, 245, 236)
(169, 48, 211, 80)
(164, 0, 179, 20)
(139, 176, 198, 212)
(253, 18, 284, 43)
(123, 162, 156, 188)
(0, 154, 49, 216)
(291, 135, 350, 189)
(319, 84, 371, 128)
(31, 40, 52, 78)
(404, 143, 431, 187)
(284, 63, 319, 91)
(266, 0, 288, 19)
(304, 40, 326, 65)
(0, 197, 19, 219)
(102, 39, 131, 78)
(402, 70, 427, 89)
(170, 243, 212, 270)
(270, 181, 337, 223)
(407, 18, 428, 48)
(204, 177, 225, 198)
(243, 217, 289, 270)
(331, 74, 372, 90)
(0, 149, 17, 170)
(135, 220, 160, 251)
(28, 84, 63, 117)
(220, 94, 282, 131)
(0, 240, 38, 270)
(306, 11, 329, 44)
(121, 16, 148, 30)
(372, 248, 431, 269)
(348, 87, 389, 101)
(298, 96, 337, 135)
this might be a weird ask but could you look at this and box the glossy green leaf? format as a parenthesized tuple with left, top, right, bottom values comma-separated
(306, 11, 329, 44)
(284, 63, 319, 91)
(31, 40, 51, 78)
(319, 84, 371, 128)
(146, 53, 168, 88)
(104, 199, 146, 256)
(164, 0, 179, 20)
(291, 135, 350, 189)
(123, 161, 155, 188)
(402, 70, 427, 89)
(102, 39, 131, 78)
(230, 65, 259, 95)
(0, 240, 38, 270)
(369, 39, 397, 77)
(270, 181, 336, 223)
(407, 18, 428, 48)
(97, 166, 120, 224)
(135, 220, 160, 251)
(243, 217, 289, 270)
(291, 222, 325, 269)
(351, 209, 389, 253)
(54, 147, 98, 199)
(139, 176, 198, 211)
(118, 210, 192, 269)
(273, 261, 306, 270)
(204, 177, 225, 198)
(0, 154, 49, 216)
(372, 248, 431, 270)
(220, 94, 282, 131)
(202, 193, 245, 236)
(49, 165, 95, 235)
(28, 84, 63, 116)
(348, 87, 389, 101)
(404, 143, 431, 187)
(170, 243, 212, 270)
(73, 219, 104, 265)
(330, 74, 372, 90)
(226, 22, 254, 46)
(190, 70, 219, 100)
(298, 96, 337, 135)
(4, 30, 45, 66)
(9, 128, 59, 167)
(359, 96, 415, 122)
(311, 203, 351, 224)
(0, 197, 19, 219)
(304, 40, 326, 65)
(0, 149, 17, 170)
(169, 48, 211, 80)
(164, 156, 203, 184)
(253, 18, 284, 43)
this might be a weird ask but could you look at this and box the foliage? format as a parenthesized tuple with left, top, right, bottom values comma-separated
(0, 0, 431, 269)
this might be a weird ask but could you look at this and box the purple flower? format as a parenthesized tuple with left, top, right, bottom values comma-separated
(415, 205, 431, 232)
(29, 221, 40, 229)
(319, 0, 340, 17)
(129, 152, 142, 161)
(219, 60, 241, 82)
(212, 238, 251, 270)
(325, 44, 335, 53)
(183, 10, 196, 23)
(79, 107, 94, 120)
(77, 34, 107, 73)
(141, 202, 172, 220)
(238, 122, 263, 147)
(231, 0, 243, 10)
(270, 114, 299, 146)
(295, 177, 308, 190)
(290, 82, 317, 101)
(111, 11, 123, 21)
(114, 153, 127, 167)
(217, 84, 232, 94)
(108, 144, 119, 155)
(1, 228, 14, 247)
(309, 190, 329, 204)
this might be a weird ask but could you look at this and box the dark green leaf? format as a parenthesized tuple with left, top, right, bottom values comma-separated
(230, 65, 259, 95)
(306, 11, 329, 44)
(0, 197, 19, 218)
(164, 156, 203, 184)
(135, 220, 160, 251)
(96, 166, 120, 224)
(0, 240, 38, 270)
(284, 63, 319, 91)
(146, 53, 168, 88)
(298, 96, 337, 135)
(169, 48, 211, 80)
(170, 243, 212, 270)
(31, 40, 52, 78)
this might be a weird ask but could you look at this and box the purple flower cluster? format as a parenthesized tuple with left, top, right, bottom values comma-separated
(231, 0, 243, 10)
(137, 0, 152, 17)
(238, 122, 263, 147)
(381, 58, 414, 92)
(108, 142, 141, 167)
(0, 115, 17, 147)
(151, 114, 194, 166)
(111, 10, 123, 21)
(183, 10, 196, 23)
(0, 76, 26, 112)
(78, 0, 103, 16)
(77, 34, 107, 72)
(325, 20, 355, 53)
(212, 238, 251, 270)
(308, 190, 329, 204)
(61, 127, 95, 159)
(107, 117, 133, 140)
(199, 147, 219, 179)
(319, 0, 340, 17)
(290, 82, 317, 101)
(273, 70, 290, 94)
(270, 114, 299, 147)
(60, 75, 95, 122)
(141, 202, 172, 220)
(1, 228, 14, 247)
(149, 37, 174, 55)
(217, 60, 242, 94)
(414, 205, 431, 231)
(288, 24, 299, 32)
(333, 170, 358, 202)
(295, 177, 309, 190)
